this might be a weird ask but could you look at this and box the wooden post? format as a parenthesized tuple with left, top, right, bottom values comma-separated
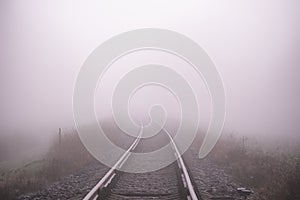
(58, 128, 62, 146)
(242, 136, 247, 153)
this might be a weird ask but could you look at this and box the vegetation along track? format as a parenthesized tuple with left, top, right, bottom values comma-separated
(83, 127, 201, 200)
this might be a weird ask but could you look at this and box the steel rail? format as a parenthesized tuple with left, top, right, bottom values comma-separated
(83, 126, 143, 200)
(163, 128, 199, 200)
(83, 126, 199, 200)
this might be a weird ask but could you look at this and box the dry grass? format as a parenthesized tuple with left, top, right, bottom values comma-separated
(205, 133, 300, 200)
(0, 129, 93, 199)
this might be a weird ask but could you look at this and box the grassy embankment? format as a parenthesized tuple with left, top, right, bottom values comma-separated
(203, 132, 300, 200)
(0, 130, 93, 199)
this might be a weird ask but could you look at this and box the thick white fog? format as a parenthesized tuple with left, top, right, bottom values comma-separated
(0, 0, 299, 152)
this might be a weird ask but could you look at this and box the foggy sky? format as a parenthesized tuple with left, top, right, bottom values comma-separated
(0, 0, 299, 142)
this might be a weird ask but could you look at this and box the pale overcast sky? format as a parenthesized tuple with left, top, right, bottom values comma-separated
(0, 0, 299, 141)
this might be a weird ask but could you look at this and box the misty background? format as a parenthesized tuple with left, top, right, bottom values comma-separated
(0, 0, 300, 164)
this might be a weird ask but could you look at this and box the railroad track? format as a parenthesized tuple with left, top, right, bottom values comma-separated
(83, 127, 200, 200)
